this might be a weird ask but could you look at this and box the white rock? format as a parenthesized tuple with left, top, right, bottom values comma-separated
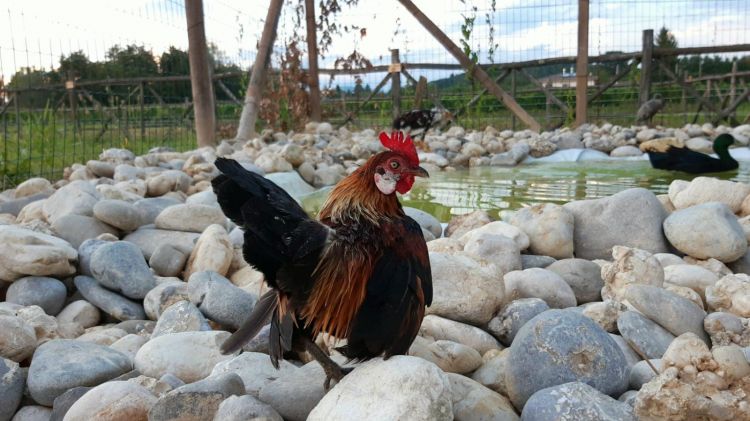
(427, 237, 464, 254)
(653, 253, 685, 268)
(183, 224, 233, 280)
(42, 180, 100, 224)
(685, 137, 714, 153)
(705, 274, 750, 317)
(56, 301, 100, 329)
(134, 331, 237, 383)
(581, 300, 625, 332)
(255, 153, 293, 173)
(445, 211, 492, 238)
(712, 345, 750, 382)
(471, 351, 510, 396)
(0, 315, 37, 362)
(600, 246, 664, 301)
(405, 207, 443, 239)
(14, 178, 54, 198)
(313, 166, 344, 187)
(77, 327, 128, 346)
(16, 200, 46, 224)
(669, 177, 750, 213)
(110, 334, 149, 363)
(264, 172, 315, 201)
(426, 252, 505, 325)
(460, 221, 530, 251)
(504, 268, 577, 308)
(213, 395, 283, 421)
(308, 356, 453, 421)
(146, 170, 191, 196)
(509, 203, 574, 258)
(462, 233, 522, 274)
(563, 188, 669, 260)
(210, 352, 297, 396)
(155, 204, 226, 233)
(316, 122, 333, 134)
(610, 145, 643, 157)
(0, 226, 77, 282)
(664, 264, 719, 302)
(663, 202, 747, 262)
(10, 406, 52, 421)
(63, 380, 157, 421)
(419, 315, 501, 355)
(409, 337, 482, 374)
(661, 332, 716, 372)
(279, 144, 304, 167)
(447, 373, 519, 421)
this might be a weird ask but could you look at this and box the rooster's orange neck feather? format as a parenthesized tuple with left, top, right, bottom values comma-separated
(318, 156, 403, 225)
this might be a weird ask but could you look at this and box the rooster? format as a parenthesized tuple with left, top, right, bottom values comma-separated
(211, 131, 432, 388)
(393, 107, 453, 140)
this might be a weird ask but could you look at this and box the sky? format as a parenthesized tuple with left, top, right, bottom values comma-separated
(1, 0, 749, 86)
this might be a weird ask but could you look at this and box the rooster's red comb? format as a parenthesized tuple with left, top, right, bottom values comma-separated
(378, 131, 419, 166)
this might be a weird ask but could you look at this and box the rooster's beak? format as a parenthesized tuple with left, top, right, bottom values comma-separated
(412, 166, 430, 178)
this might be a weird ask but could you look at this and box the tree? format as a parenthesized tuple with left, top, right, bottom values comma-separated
(160, 47, 190, 76)
(7, 67, 55, 108)
(655, 27, 678, 81)
(105, 44, 159, 78)
(159, 46, 192, 102)
(58, 51, 100, 81)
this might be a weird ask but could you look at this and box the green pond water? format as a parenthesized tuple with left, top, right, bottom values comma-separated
(302, 160, 750, 223)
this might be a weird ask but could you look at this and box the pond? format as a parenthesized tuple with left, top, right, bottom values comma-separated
(302, 158, 750, 222)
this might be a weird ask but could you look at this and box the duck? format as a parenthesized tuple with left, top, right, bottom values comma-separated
(646, 133, 738, 174)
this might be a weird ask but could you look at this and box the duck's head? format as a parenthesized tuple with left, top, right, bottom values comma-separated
(713, 133, 735, 152)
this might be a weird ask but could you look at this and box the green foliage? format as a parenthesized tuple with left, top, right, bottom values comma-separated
(105, 45, 159, 78)
(160, 47, 190, 76)
(655, 27, 678, 81)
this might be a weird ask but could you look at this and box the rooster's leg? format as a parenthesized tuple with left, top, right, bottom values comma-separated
(300, 335, 352, 389)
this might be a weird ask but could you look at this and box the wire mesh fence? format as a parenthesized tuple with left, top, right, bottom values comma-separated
(1, 0, 750, 188)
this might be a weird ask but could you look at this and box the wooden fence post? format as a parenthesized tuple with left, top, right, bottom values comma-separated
(139, 81, 145, 140)
(185, 0, 216, 147)
(305, 0, 322, 122)
(639, 29, 654, 105)
(575, 0, 589, 126)
(235, 0, 283, 140)
(414, 76, 428, 109)
(730, 60, 738, 119)
(391, 49, 402, 120)
(511, 70, 517, 130)
(396, 0, 540, 132)
(66, 80, 77, 128)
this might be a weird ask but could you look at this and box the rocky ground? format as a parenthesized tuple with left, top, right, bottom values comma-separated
(1, 123, 750, 420)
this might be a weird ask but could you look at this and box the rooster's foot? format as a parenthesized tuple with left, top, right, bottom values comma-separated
(323, 365, 353, 390)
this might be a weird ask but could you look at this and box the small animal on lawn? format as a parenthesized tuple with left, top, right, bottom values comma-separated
(636, 93, 665, 126)
(646, 133, 738, 174)
(393, 107, 453, 140)
(211, 131, 432, 388)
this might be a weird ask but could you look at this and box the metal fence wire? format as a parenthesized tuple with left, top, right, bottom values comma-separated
(1, 0, 749, 188)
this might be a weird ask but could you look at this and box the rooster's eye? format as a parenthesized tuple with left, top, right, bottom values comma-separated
(390, 161, 399, 169)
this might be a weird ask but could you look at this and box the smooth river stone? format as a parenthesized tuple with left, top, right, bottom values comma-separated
(617, 310, 675, 359)
(624, 284, 709, 344)
(74, 276, 146, 321)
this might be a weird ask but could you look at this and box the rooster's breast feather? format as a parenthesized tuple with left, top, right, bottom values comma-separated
(337, 215, 432, 360)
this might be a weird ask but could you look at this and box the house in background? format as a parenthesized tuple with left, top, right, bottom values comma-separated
(539, 66, 597, 88)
